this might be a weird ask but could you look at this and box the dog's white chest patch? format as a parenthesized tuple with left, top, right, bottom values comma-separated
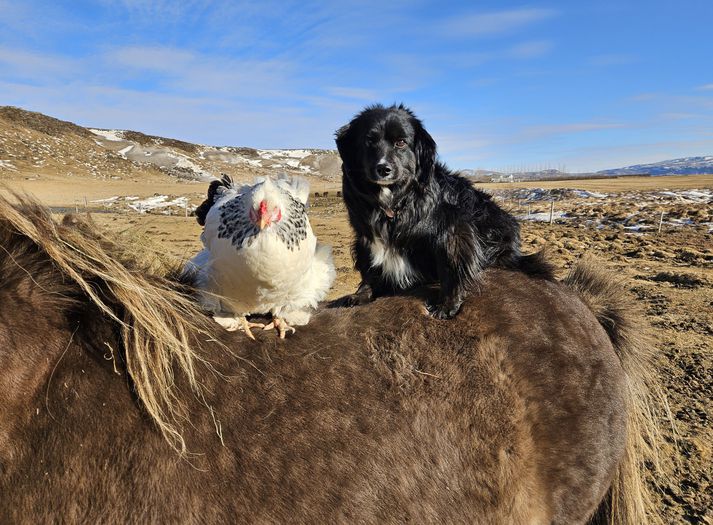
(378, 187, 392, 207)
(368, 237, 417, 288)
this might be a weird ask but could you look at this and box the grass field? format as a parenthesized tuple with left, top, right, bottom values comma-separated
(476, 173, 713, 192)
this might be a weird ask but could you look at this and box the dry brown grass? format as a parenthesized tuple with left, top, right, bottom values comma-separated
(476, 174, 713, 192)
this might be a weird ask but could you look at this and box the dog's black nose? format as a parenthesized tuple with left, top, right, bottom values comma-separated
(375, 162, 392, 178)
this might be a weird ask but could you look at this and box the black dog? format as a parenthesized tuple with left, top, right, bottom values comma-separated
(335, 104, 550, 319)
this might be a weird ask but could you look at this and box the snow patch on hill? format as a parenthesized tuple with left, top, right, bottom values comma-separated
(128, 195, 191, 212)
(0, 160, 17, 171)
(257, 149, 313, 159)
(86, 127, 339, 181)
(659, 190, 712, 203)
(117, 145, 134, 157)
(90, 129, 125, 141)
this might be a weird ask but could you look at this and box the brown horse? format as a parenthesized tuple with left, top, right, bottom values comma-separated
(0, 194, 663, 524)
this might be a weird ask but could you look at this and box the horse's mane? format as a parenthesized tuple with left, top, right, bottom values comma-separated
(0, 192, 219, 454)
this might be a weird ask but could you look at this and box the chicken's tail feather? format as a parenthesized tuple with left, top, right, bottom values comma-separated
(195, 174, 233, 226)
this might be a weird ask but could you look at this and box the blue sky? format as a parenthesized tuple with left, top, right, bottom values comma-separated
(1, 1, 712, 172)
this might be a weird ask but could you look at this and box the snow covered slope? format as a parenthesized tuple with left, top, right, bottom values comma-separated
(0, 106, 341, 184)
(597, 156, 713, 176)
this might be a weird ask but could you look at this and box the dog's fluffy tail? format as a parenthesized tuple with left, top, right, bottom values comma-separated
(564, 258, 668, 525)
(505, 250, 555, 279)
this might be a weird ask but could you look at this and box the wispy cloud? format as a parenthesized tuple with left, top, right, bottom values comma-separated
(436, 135, 491, 155)
(696, 83, 713, 91)
(383, 39, 555, 78)
(659, 112, 699, 121)
(110, 46, 196, 72)
(325, 86, 380, 101)
(0, 47, 80, 80)
(108, 45, 295, 98)
(629, 92, 659, 102)
(588, 53, 637, 66)
(521, 122, 625, 138)
(505, 40, 554, 59)
(439, 8, 558, 38)
(98, 0, 213, 19)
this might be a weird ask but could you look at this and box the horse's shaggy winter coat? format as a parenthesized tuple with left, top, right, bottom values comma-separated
(0, 194, 663, 524)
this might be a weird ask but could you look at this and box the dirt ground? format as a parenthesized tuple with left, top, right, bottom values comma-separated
(3, 174, 711, 523)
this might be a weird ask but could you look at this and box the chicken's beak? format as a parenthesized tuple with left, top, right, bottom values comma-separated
(253, 199, 270, 229)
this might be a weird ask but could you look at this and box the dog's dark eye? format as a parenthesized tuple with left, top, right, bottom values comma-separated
(394, 139, 407, 149)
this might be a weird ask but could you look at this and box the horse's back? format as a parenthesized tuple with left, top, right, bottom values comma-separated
(0, 269, 626, 524)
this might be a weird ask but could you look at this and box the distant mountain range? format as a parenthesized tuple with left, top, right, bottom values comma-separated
(463, 157, 713, 181)
(596, 156, 713, 176)
(0, 106, 710, 183)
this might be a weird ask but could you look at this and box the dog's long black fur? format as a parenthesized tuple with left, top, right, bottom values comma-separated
(335, 104, 552, 319)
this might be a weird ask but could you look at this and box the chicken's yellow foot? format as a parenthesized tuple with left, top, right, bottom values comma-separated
(263, 316, 296, 339)
(213, 315, 265, 340)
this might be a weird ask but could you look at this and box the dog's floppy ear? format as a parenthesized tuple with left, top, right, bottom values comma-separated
(335, 122, 358, 174)
(413, 121, 436, 183)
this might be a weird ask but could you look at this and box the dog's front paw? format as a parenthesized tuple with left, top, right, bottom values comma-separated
(328, 293, 372, 309)
(425, 300, 461, 320)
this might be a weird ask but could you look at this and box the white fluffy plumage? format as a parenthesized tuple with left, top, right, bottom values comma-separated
(186, 175, 335, 337)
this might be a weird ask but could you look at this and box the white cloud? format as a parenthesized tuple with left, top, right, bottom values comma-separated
(98, 0, 213, 19)
(436, 135, 491, 155)
(439, 8, 558, 38)
(520, 122, 625, 139)
(325, 86, 380, 101)
(505, 40, 554, 59)
(696, 83, 713, 91)
(629, 92, 659, 102)
(111, 46, 196, 72)
(659, 112, 698, 121)
(107, 45, 296, 99)
(0, 47, 80, 79)
(588, 53, 637, 66)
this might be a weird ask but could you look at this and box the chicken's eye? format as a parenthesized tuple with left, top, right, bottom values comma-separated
(394, 139, 407, 149)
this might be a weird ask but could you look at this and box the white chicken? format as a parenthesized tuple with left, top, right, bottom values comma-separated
(185, 174, 336, 339)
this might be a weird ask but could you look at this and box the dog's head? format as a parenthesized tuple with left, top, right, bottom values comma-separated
(335, 104, 436, 189)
